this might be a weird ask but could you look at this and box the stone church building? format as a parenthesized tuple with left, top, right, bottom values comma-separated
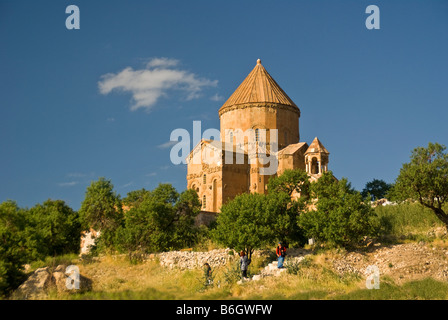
(186, 59, 329, 214)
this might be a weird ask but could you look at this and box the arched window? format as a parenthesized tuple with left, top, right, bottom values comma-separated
(255, 128, 259, 142)
(311, 157, 319, 174)
(202, 195, 207, 209)
(203, 174, 206, 184)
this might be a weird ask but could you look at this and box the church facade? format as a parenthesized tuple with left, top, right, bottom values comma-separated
(186, 59, 330, 213)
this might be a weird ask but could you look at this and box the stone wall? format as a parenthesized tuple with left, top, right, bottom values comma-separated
(156, 249, 237, 270)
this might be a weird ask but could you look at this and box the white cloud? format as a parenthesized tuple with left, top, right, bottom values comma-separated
(210, 93, 224, 101)
(146, 57, 180, 68)
(157, 140, 178, 149)
(98, 58, 218, 112)
(58, 181, 79, 187)
(121, 181, 134, 188)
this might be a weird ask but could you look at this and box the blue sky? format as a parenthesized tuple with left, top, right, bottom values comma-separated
(1, 0, 447, 210)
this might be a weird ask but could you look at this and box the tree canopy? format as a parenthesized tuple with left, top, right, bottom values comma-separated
(392, 142, 448, 228)
(298, 171, 378, 247)
(361, 179, 393, 201)
(116, 184, 201, 256)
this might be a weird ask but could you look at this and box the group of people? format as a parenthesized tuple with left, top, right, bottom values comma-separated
(203, 242, 288, 282)
(239, 242, 287, 279)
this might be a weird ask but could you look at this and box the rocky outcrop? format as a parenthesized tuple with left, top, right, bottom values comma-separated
(12, 265, 92, 300)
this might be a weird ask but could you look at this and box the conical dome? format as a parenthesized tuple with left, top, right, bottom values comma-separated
(219, 59, 299, 115)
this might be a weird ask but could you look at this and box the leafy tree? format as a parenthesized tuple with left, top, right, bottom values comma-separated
(79, 177, 123, 250)
(211, 193, 270, 260)
(266, 170, 311, 246)
(27, 199, 81, 256)
(361, 179, 393, 201)
(116, 184, 201, 256)
(122, 188, 151, 208)
(267, 169, 310, 199)
(212, 169, 312, 255)
(264, 191, 307, 247)
(0, 201, 34, 296)
(392, 142, 448, 229)
(297, 171, 378, 247)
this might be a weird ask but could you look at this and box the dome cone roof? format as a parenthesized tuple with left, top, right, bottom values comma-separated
(219, 59, 299, 114)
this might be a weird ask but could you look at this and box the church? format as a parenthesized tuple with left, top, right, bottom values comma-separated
(186, 59, 330, 214)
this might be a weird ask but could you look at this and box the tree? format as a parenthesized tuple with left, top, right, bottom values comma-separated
(267, 169, 310, 199)
(116, 184, 201, 256)
(122, 188, 151, 208)
(79, 177, 123, 249)
(392, 142, 448, 229)
(0, 201, 35, 296)
(264, 191, 307, 247)
(27, 199, 81, 256)
(361, 179, 392, 201)
(211, 193, 271, 260)
(297, 171, 378, 247)
(266, 169, 311, 246)
(212, 170, 312, 256)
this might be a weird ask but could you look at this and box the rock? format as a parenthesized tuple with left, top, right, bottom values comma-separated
(252, 275, 263, 281)
(12, 267, 52, 300)
(12, 265, 92, 299)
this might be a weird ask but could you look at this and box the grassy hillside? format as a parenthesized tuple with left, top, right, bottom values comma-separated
(10, 202, 448, 300)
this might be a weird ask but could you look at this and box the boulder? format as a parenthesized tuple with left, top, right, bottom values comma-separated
(12, 267, 52, 300)
(12, 265, 92, 299)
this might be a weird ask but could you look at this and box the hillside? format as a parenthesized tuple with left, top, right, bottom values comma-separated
(11, 233, 448, 300)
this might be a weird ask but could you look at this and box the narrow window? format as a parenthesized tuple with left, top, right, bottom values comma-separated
(203, 174, 206, 184)
(255, 128, 259, 142)
(202, 195, 207, 209)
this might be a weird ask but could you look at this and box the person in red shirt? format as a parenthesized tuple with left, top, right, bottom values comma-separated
(276, 242, 287, 268)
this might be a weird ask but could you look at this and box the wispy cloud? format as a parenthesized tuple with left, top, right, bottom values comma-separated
(67, 173, 86, 178)
(98, 57, 218, 112)
(157, 140, 178, 149)
(121, 181, 134, 188)
(58, 181, 79, 187)
(210, 93, 224, 101)
(145, 172, 157, 177)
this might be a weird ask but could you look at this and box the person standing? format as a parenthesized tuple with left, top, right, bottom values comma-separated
(276, 242, 287, 268)
(203, 263, 212, 285)
(240, 251, 249, 279)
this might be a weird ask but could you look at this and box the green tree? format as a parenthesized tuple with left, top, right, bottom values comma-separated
(211, 193, 270, 260)
(267, 169, 310, 199)
(297, 171, 377, 247)
(79, 177, 123, 250)
(361, 179, 393, 201)
(266, 169, 311, 246)
(122, 188, 151, 208)
(27, 199, 81, 256)
(392, 142, 448, 229)
(0, 201, 34, 296)
(116, 184, 201, 256)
